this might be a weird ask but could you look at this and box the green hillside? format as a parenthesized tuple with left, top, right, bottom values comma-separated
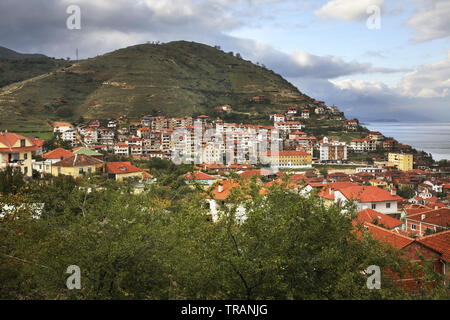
(0, 46, 69, 88)
(0, 41, 313, 131)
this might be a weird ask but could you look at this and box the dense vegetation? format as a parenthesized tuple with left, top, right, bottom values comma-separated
(0, 167, 448, 300)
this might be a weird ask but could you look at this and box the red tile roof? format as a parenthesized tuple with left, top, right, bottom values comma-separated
(0, 132, 39, 152)
(106, 162, 144, 175)
(43, 148, 75, 160)
(185, 171, 216, 181)
(406, 208, 450, 228)
(417, 230, 450, 262)
(357, 209, 403, 229)
(362, 223, 415, 249)
(338, 186, 403, 203)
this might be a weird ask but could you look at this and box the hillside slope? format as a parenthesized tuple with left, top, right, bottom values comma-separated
(0, 41, 313, 129)
(0, 46, 69, 88)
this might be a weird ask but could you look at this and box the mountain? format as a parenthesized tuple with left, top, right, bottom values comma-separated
(0, 46, 69, 88)
(0, 41, 313, 131)
(0, 46, 47, 60)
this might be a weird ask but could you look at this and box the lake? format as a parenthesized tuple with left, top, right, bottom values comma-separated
(363, 122, 450, 161)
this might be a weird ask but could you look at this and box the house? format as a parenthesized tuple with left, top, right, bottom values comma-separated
(34, 148, 75, 174)
(301, 109, 310, 119)
(404, 208, 449, 236)
(61, 129, 77, 145)
(184, 171, 217, 186)
(274, 122, 303, 133)
(345, 119, 359, 131)
(356, 208, 403, 230)
(206, 180, 247, 224)
(73, 147, 103, 160)
(51, 154, 103, 178)
(333, 185, 404, 214)
(114, 142, 129, 156)
(53, 122, 74, 134)
(29, 138, 45, 155)
(416, 231, 450, 284)
(273, 114, 286, 123)
(287, 107, 297, 115)
(105, 162, 147, 181)
(0, 132, 39, 177)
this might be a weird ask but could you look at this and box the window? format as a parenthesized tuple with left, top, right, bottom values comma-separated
(20, 139, 25, 147)
(79, 168, 84, 174)
(24, 167, 28, 175)
(24, 153, 28, 160)
(411, 224, 417, 230)
(386, 202, 391, 209)
(371, 204, 376, 210)
(88, 167, 92, 174)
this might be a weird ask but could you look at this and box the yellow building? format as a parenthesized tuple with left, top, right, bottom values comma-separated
(52, 154, 103, 178)
(388, 153, 413, 171)
(262, 150, 312, 168)
(0, 132, 38, 177)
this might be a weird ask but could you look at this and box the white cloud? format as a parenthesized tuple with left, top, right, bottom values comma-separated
(398, 50, 450, 98)
(315, 0, 383, 21)
(406, 0, 450, 42)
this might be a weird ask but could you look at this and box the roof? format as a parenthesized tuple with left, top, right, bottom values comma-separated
(406, 208, 450, 228)
(0, 132, 39, 152)
(338, 186, 403, 203)
(185, 171, 216, 181)
(210, 180, 241, 201)
(53, 154, 103, 167)
(73, 147, 102, 156)
(42, 148, 74, 160)
(239, 169, 274, 179)
(362, 223, 415, 249)
(357, 209, 403, 229)
(53, 122, 73, 127)
(416, 230, 450, 262)
(262, 150, 310, 157)
(106, 162, 144, 175)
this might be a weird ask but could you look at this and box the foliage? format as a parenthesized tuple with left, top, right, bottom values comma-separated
(0, 175, 448, 300)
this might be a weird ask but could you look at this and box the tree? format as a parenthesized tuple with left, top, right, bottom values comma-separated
(398, 186, 415, 200)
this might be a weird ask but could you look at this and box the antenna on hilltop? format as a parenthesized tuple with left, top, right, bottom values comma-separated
(76, 48, 79, 61)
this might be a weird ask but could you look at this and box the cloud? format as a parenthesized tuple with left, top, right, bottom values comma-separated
(398, 50, 450, 98)
(406, 0, 450, 42)
(288, 52, 450, 121)
(315, 0, 383, 21)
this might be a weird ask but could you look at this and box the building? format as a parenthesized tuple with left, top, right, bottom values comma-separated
(301, 109, 310, 119)
(320, 143, 348, 163)
(53, 122, 74, 134)
(345, 119, 359, 131)
(333, 185, 404, 215)
(404, 208, 449, 237)
(34, 148, 75, 174)
(0, 132, 39, 177)
(184, 171, 217, 186)
(388, 153, 413, 171)
(114, 142, 129, 156)
(51, 154, 103, 178)
(261, 150, 312, 169)
(105, 162, 147, 181)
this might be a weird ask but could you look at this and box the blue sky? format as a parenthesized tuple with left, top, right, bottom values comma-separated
(0, 0, 449, 121)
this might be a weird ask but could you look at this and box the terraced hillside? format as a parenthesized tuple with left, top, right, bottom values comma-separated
(0, 41, 313, 130)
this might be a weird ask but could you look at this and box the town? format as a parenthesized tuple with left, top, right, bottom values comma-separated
(1, 101, 449, 285)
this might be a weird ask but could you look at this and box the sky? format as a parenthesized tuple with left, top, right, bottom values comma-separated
(0, 0, 449, 122)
